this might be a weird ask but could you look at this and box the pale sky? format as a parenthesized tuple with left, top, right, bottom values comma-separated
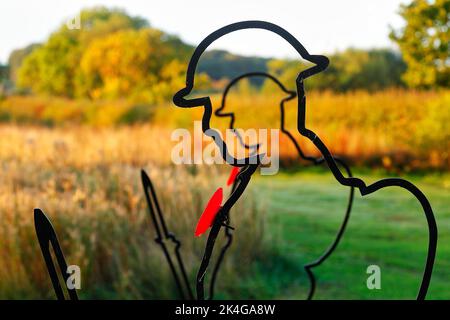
(0, 0, 409, 64)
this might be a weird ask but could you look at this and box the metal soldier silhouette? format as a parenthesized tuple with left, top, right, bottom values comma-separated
(173, 20, 437, 300)
(33, 20, 438, 302)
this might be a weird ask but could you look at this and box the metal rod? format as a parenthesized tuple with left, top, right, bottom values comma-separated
(141, 169, 194, 300)
(34, 208, 78, 300)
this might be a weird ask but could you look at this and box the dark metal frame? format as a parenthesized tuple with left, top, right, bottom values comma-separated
(141, 168, 240, 300)
(173, 20, 437, 300)
(216, 71, 355, 300)
(33, 20, 438, 302)
(34, 208, 78, 300)
(140, 170, 194, 300)
(207, 171, 240, 300)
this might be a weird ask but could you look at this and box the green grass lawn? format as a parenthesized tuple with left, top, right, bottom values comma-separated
(227, 168, 449, 300)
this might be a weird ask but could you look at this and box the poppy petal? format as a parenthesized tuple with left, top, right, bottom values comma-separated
(226, 167, 240, 186)
(195, 187, 223, 237)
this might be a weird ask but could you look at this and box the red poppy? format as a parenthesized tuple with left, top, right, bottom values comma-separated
(195, 187, 223, 237)
(226, 166, 240, 186)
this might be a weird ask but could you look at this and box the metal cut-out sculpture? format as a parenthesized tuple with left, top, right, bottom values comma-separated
(173, 20, 438, 300)
(34, 20, 438, 302)
(141, 170, 194, 300)
(140, 168, 240, 300)
(34, 208, 78, 300)
(216, 71, 355, 300)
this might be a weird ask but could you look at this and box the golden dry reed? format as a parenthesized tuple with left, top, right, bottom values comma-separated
(160, 89, 450, 170)
(0, 124, 267, 299)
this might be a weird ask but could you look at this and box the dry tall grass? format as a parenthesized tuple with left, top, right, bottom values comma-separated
(0, 88, 448, 299)
(160, 89, 450, 170)
(1, 89, 448, 170)
(0, 125, 267, 299)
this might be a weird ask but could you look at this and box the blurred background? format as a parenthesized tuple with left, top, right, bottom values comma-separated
(0, 0, 448, 299)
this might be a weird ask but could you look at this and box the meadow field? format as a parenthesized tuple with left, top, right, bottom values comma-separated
(252, 169, 449, 299)
(0, 124, 267, 299)
(0, 1, 448, 301)
(0, 89, 448, 299)
(1, 89, 449, 170)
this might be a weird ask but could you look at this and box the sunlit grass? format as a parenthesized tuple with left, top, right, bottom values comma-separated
(249, 168, 450, 299)
(1, 89, 449, 170)
(0, 93, 448, 299)
(0, 125, 267, 299)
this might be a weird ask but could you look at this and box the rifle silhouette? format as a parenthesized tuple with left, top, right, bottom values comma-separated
(207, 168, 241, 300)
(140, 169, 194, 299)
(34, 208, 78, 300)
(195, 164, 259, 300)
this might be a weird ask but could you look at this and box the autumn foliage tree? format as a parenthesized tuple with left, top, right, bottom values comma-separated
(17, 7, 197, 103)
(264, 49, 406, 92)
(390, 0, 449, 88)
(77, 29, 191, 102)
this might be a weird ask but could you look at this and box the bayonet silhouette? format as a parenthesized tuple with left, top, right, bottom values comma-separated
(34, 208, 78, 300)
(141, 169, 194, 299)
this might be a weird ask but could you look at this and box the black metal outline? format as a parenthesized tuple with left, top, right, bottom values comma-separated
(140, 169, 194, 300)
(196, 164, 259, 300)
(174, 21, 328, 167)
(208, 171, 240, 300)
(295, 79, 437, 300)
(173, 20, 437, 300)
(34, 208, 78, 300)
(215, 72, 355, 300)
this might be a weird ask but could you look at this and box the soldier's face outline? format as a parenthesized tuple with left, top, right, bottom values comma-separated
(173, 21, 329, 167)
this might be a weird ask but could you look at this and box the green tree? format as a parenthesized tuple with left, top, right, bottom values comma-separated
(265, 49, 406, 92)
(8, 43, 40, 83)
(0, 65, 8, 82)
(198, 50, 269, 87)
(390, 0, 450, 88)
(263, 59, 306, 91)
(17, 6, 193, 102)
(17, 7, 149, 97)
(0, 64, 9, 98)
(77, 28, 191, 102)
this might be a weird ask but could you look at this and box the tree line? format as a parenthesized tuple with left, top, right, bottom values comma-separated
(0, 1, 448, 101)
